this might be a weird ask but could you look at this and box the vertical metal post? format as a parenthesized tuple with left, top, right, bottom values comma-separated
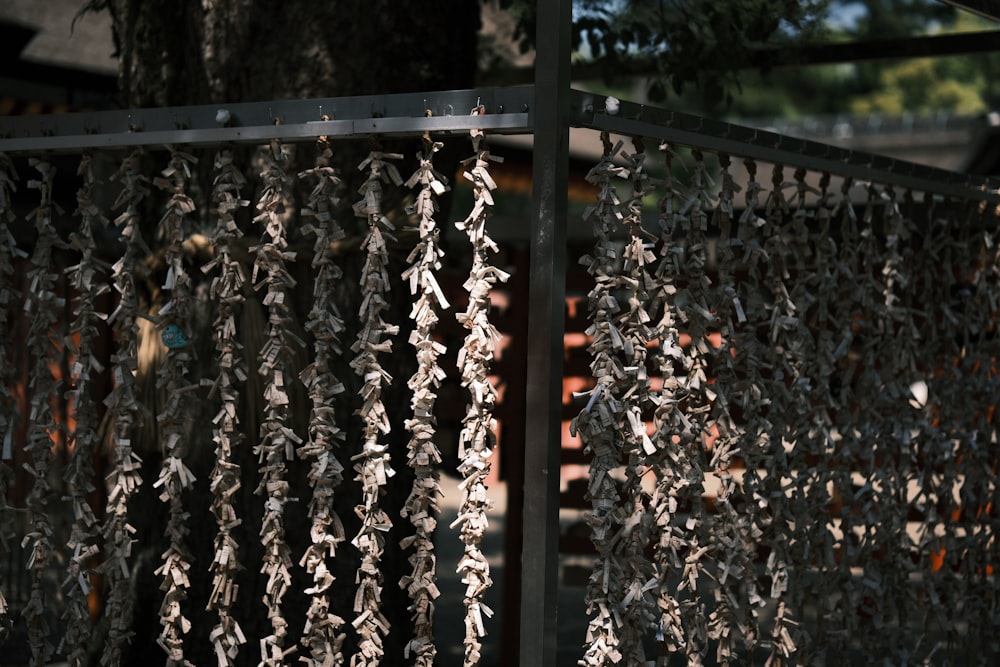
(520, 0, 571, 664)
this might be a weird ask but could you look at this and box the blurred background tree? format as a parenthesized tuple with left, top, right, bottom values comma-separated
(496, 0, 999, 119)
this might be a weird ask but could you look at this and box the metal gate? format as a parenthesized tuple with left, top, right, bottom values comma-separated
(2, 18, 1000, 666)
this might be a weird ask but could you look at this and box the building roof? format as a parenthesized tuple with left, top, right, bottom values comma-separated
(2, 0, 115, 76)
(0, 0, 117, 111)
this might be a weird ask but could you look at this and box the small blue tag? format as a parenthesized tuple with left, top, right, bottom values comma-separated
(161, 324, 189, 349)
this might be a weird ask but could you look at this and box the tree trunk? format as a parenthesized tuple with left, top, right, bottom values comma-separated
(92, 2, 481, 665)
(106, 0, 480, 106)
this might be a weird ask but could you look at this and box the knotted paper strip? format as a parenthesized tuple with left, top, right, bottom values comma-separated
(349, 143, 402, 667)
(701, 152, 757, 665)
(100, 148, 149, 667)
(574, 133, 629, 667)
(297, 137, 348, 666)
(252, 138, 300, 666)
(23, 156, 64, 665)
(453, 110, 506, 667)
(0, 153, 19, 646)
(151, 146, 199, 667)
(202, 145, 250, 666)
(610, 138, 658, 665)
(399, 134, 450, 666)
(60, 152, 109, 665)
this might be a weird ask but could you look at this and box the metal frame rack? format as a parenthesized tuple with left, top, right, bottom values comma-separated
(5, 86, 998, 204)
(2, 1, 1000, 663)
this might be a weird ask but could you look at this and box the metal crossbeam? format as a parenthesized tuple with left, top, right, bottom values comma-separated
(0, 87, 534, 153)
(569, 89, 1000, 204)
(3, 83, 996, 205)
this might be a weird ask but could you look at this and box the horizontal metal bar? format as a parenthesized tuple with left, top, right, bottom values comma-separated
(0, 86, 534, 153)
(482, 31, 1000, 87)
(749, 29, 1000, 67)
(0, 114, 531, 153)
(569, 89, 1000, 204)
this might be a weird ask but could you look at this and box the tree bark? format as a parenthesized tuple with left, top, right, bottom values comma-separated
(105, 0, 480, 106)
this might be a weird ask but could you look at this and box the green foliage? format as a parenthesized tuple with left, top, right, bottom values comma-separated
(498, 0, 998, 118)
(849, 0, 956, 36)
(849, 57, 987, 114)
(573, 0, 831, 105)
(570, 0, 998, 118)
(847, 10, 1000, 115)
(497, 0, 831, 107)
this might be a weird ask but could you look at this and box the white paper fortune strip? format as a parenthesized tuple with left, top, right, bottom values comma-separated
(611, 137, 658, 665)
(100, 148, 148, 667)
(349, 142, 402, 667)
(22, 155, 64, 665)
(701, 153, 757, 665)
(646, 142, 690, 661)
(823, 175, 879, 655)
(0, 153, 18, 645)
(399, 134, 450, 666)
(59, 152, 109, 665)
(202, 145, 249, 666)
(149, 146, 200, 667)
(252, 138, 299, 667)
(732, 158, 803, 665)
(759, 162, 810, 665)
(792, 171, 840, 658)
(453, 111, 505, 667)
(573, 132, 629, 667)
(297, 137, 348, 666)
(202, 147, 250, 667)
(937, 196, 1000, 653)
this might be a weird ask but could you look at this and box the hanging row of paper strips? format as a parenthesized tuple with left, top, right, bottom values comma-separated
(399, 134, 450, 666)
(0, 154, 16, 646)
(205, 145, 251, 665)
(153, 147, 200, 666)
(573, 130, 1000, 665)
(0, 115, 504, 666)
